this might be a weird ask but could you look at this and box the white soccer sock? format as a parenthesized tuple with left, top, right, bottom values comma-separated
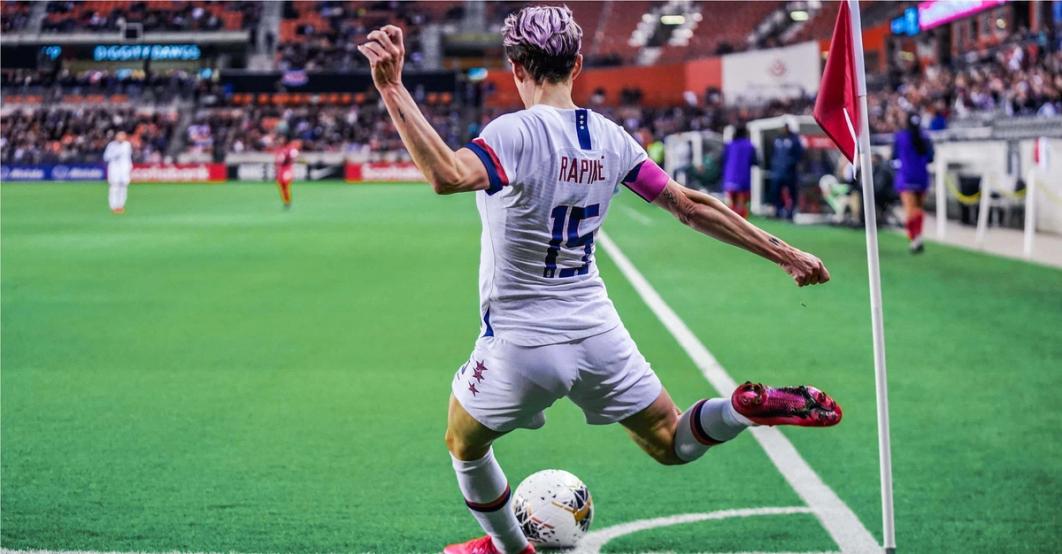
(451, 449, 528, 553)
(672, 398, 753, 463)
(117, 183, 128, 209)
(108, 184, 119, 210)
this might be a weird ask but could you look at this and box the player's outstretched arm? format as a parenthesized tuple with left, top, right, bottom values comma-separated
(654, 181, 830, 287)
(358, 26, 487, 195)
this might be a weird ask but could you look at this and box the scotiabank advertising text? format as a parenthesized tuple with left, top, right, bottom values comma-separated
(345, 162, 425, 183)
(131, 163, 227, 183)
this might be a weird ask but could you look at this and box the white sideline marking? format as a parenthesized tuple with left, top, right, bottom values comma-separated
(597, 232, 880, 554)
(620, 205, 653, 226)
(574, 506, 825, 554)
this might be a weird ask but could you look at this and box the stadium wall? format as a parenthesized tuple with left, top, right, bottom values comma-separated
(484, 42, 819, 108)
(483, 50, 738, 108)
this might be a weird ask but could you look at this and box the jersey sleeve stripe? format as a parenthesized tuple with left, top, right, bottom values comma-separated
(466, 138, 509, 195)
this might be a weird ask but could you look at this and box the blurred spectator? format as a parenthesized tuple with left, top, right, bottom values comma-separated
(1, 68, 212, 104)
(872, 32, 1062, 133)
(188, 102, 459, 161)
(721, 124, 757, 218)
(41, 1, 260, 33)
(1, 0, 31, 32)
(1, 107, 177, 164)
(769, 119, 804, 220)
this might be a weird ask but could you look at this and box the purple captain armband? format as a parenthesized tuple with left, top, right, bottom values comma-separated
(621, 159, 669, 203)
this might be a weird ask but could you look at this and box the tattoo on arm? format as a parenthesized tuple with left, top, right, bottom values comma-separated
(661, 187, 678, 205)
(397, 109, 406, 122)
(769, 237, 782, 247)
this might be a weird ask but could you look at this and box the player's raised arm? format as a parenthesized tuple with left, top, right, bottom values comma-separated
(653, 180, 830, 287)
(358, 26, 487, 195)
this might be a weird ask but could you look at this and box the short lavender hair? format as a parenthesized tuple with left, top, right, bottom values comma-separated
(502, 5, 582, 83)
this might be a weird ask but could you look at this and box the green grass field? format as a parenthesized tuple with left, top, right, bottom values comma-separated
(2, 182, 1060, 553)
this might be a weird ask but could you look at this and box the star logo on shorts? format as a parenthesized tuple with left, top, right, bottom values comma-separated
(472, 366, 486, 383)
(468, 381, 480, 396)
(475, 360, 488, 373)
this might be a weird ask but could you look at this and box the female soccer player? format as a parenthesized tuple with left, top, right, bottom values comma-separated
(274, 138, 299, 209)
(103, 131, 133, 214)
(358, 8, 840, 554)
(892, 113, 935, 253)
(722, 123, 757, 218)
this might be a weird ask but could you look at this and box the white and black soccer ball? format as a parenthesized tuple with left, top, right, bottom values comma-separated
(512, 469, 594, 548)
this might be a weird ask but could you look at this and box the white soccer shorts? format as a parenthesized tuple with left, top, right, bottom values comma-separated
(451, 324, 662, 432)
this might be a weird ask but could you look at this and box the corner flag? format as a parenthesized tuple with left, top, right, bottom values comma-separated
(813, 2, 896, 553)
(813, 0, 860, 163)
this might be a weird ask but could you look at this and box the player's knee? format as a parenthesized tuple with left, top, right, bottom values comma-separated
(649, 446, 689, 466)
(641, 438, 688, 466)
(444, 427, 488, 461)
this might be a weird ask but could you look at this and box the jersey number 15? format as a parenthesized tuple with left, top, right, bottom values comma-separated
(543, 203, 600, 278)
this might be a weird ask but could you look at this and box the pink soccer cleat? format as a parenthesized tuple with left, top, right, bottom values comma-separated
(443, 536, 535, 554)
(731, 382, 842, 427)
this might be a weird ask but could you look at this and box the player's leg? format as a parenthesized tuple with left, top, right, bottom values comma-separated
(623, 382, 844, 465)
(900, 190, 924, 252)
(444, 338, 566, 554)
(277, 169, 293, 208)
(108, 177, 123, 214)
(621, 387, 752, 465)
(735, 191, 750, 218)
(782, 178, 798, 220)
(117, 177, 129, 212)
(912, 191, 925, 250)
(445, 395, 529, 554)
(571, 322, 841, 465)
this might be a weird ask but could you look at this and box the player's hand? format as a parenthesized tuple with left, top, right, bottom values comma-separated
(358, 25, 405, 90)
(779, 249, 830, 287)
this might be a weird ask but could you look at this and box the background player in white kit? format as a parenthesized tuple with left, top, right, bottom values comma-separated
(103, 131, 133, 214)
(358, 7, 840, 554)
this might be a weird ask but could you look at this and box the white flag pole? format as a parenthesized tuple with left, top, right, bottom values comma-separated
(847, 1, 896, 552)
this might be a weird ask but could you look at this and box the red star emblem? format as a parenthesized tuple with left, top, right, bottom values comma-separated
(475, 360, 488, 373)
(468, 382, 480, 396)
(472, 366, 486, 382)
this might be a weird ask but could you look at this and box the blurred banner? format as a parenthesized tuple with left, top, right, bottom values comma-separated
(722, 41, 821, 106)
(230, 163, 344, 182)
(344, 162, 425, 183)
(1, 164, 105, 181)
(131, 163, 226, 183)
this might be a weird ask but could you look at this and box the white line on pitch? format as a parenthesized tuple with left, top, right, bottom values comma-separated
(598, 232, 880, 554)
(576, 506, 826, 554)
(620, 205, 653, 226)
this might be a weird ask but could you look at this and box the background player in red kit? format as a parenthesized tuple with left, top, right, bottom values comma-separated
(274, 139, 299, 209)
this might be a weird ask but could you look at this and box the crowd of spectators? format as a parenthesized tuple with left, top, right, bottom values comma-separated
(184, 102, 459, 161)
(1, 68, 216, 104)
(872, 31, 1062, 133)
(41, 1, 260, 33)
(1, 0, 31, 32)
(276, 2, 433, 72)
(1, 107, 178, 165)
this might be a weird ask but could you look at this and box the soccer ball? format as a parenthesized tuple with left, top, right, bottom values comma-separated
(512, 469, 594, 548)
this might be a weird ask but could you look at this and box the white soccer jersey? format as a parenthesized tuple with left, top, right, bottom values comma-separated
(103, 140, 133, 176)
(465, 105, 665, 347)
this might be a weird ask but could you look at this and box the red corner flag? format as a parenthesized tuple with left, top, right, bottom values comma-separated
(813, 1, 860, 163)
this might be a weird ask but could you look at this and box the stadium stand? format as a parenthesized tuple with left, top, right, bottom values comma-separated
(657, 1, 782, 63)
(276, 1, 442, 71)
(1, 106, 178, 164)
(873, 32, 1062, 132)
(0, 0, 1058, 167)
(40, 1, 260, 33)
(0, 0, 31, 32)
